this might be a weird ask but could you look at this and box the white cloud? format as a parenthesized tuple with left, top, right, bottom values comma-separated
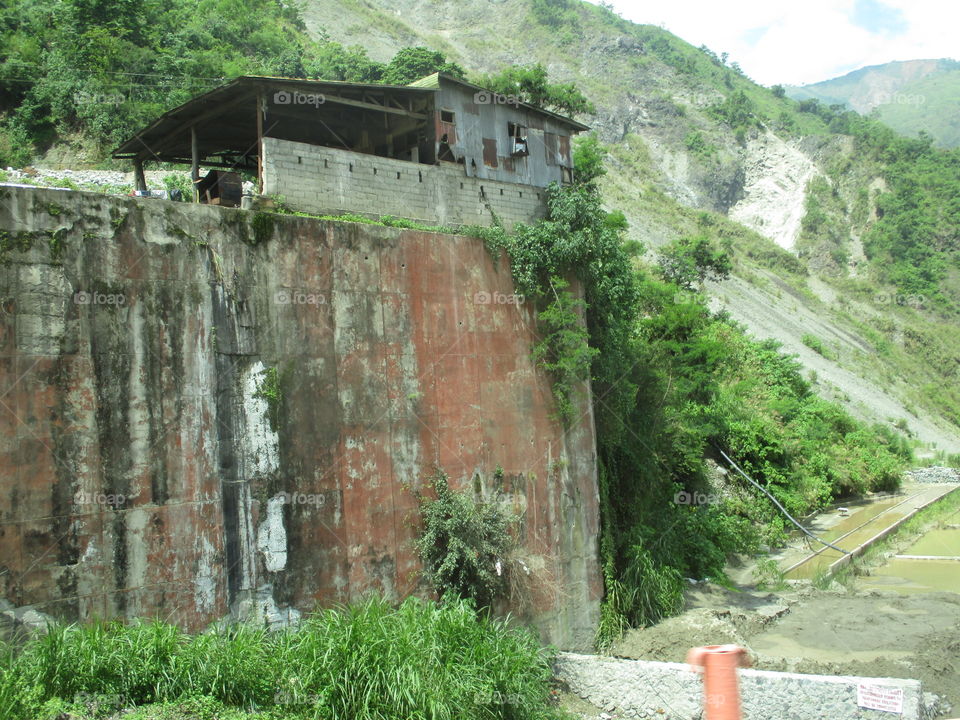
(597, 0, 960, 85)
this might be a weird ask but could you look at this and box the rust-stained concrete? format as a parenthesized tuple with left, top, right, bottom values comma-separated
(0, 185, 601, 649)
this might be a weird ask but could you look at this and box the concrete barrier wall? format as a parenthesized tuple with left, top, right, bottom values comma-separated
(556, 652, 934, 720)
(0, 186, 601, 650)
(262, 138, 548, 229)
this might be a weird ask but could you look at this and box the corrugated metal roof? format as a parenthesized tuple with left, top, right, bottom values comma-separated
(113, 75, 435, 159)
(112, 72, 588, 161)
(407, 73, 442, 89)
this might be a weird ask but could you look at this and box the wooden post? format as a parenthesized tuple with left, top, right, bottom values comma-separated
(190, 125, 200, 203)
(133, 157, 147, 193)
(256, 90, 264, 195)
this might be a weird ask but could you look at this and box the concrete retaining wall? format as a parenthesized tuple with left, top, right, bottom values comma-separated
(0, 185, 601, 650)
(556, 652, 935, 720)
(262, 138, 548, 229)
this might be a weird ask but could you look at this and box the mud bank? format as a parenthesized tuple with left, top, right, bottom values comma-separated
(607, 584, 958, 718)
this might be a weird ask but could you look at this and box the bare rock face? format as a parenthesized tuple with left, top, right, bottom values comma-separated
(729, 130, 820, 250)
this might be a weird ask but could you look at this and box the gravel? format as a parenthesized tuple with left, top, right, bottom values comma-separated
(904, 466, 960, 484)
(3, 166, 193, 192)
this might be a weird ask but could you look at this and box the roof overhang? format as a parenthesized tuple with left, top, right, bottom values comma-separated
(112, 76, 437, 164)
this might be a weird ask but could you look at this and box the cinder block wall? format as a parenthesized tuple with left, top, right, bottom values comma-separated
(262, 138, 548, 229)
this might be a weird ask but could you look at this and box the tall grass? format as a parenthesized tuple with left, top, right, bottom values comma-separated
(0, 597, 564, 720)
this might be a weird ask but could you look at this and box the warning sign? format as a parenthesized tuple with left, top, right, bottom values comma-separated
(857, 684, 904, 713)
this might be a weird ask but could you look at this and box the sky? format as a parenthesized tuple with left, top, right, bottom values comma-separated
(594, 0, 960, 86)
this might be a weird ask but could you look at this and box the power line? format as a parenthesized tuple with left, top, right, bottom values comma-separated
(717, 446, 851, 556)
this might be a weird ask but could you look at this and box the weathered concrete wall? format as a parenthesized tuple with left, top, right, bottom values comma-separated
(263, 138, 548, 229)
(0, 185, 601, 649)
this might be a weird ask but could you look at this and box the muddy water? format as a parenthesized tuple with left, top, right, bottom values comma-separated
(859, 557, 960, 593)
(907, 527, 960, 556)
(859, 518, 960, 593)
(785, 497, 910, 579)
(819, 498, 907, 541)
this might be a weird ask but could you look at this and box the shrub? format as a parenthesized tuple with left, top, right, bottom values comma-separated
(414, 470, 515, 608)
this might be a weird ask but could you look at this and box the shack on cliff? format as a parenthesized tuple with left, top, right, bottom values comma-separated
(112, 73, 588, 229)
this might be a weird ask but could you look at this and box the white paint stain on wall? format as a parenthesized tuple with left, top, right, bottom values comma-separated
(194, 535, 218, 613)
(257, 495, 288, 572)
(240, 361, 280, 478)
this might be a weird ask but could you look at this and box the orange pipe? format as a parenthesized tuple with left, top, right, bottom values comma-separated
(686, 644, 750, 720)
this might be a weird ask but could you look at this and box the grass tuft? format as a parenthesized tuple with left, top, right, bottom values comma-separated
(0, 597, 566, 720)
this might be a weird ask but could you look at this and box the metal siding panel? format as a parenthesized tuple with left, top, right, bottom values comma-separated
(544, 132, 558, 166)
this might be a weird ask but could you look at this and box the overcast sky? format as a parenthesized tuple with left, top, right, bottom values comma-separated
(594, 0, 959, 86)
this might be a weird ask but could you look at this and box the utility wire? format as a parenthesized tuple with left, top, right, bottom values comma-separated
(717, 447, 851, 556)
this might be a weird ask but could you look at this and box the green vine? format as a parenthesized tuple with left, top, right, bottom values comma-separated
(250, 211, 276, 246)
(531, 276, 597, 424)
(253, 365, 284, 433)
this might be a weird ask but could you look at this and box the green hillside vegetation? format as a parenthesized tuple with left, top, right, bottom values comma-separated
(874, 69, 960, 148)
(787, 59, 960, 148)
(0, 0, 469, 164)
(482, 141, 909, 642)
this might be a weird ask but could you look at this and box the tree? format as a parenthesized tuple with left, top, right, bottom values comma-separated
(475, 64, 594, 116)
(573, 133, 606, 186)
(379, 47, 465, 85)
(657, 234, 732, 290)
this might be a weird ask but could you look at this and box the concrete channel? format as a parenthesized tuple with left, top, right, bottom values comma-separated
(780, 483, 960, 581)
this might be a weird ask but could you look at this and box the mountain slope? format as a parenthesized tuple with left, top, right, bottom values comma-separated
(787, 59, 960, 148)
(305, 0, 960, 454)
(3, 0, 958, 454)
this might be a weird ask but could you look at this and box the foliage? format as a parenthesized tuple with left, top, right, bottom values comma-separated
(0, 1, 461, 164)
(249, 211, 276, 246)
(684, 130, 716, 159)
(0, 598, 564, 720)
(572, 133, 607, 185)
(656, 233, 732, 289)
(379, 46, 465, 85)
(752, 556, 787, 591)
(475, 64, 594, 116)
(801, 333, 827, 355)
(708, 90, 761, 138)
(847, 118, 960, 305)
(487, 137, 909, 645)
(253, 365, 283, 432)
(528, 0, 584, 44)
(161, 174, 191, 200)
(531, 277, 598, 424)
(414, 470, 515, 609)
